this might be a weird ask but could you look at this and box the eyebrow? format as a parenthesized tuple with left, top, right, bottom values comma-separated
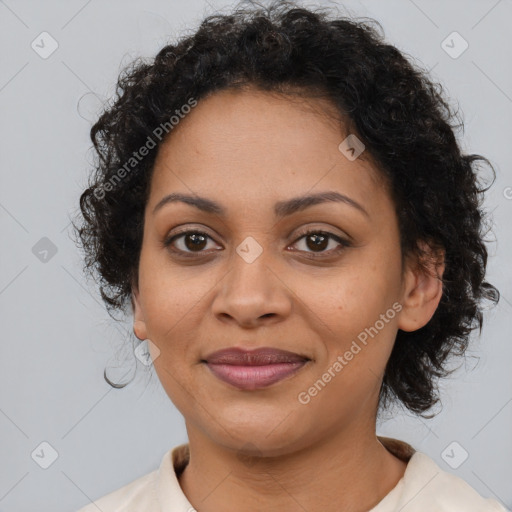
(152, 191, 369, 219)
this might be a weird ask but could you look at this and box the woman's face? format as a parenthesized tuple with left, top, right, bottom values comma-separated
(132, 87, 437, 455)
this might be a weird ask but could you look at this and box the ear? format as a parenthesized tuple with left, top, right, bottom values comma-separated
(131, 282, 148, 341)
(397, 240, 445, 333)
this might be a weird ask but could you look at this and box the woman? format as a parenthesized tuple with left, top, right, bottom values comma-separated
(73, 1, 506, 510)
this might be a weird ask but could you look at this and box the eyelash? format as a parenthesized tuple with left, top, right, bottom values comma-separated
(163, 228, 351, 259)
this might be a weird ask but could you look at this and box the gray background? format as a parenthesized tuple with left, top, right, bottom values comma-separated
(0, 0, 511, 511)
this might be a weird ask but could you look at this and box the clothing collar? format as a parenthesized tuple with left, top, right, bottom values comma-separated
(156, 436, 416, 511)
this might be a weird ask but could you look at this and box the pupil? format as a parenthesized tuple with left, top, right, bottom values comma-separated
(308, 234, 327, 251)
(186, 233, 207, 251)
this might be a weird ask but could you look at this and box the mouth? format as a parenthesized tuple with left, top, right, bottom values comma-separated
(202, 347, 311, 390)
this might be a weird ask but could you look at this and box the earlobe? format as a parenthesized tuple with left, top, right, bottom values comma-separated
(131, 287, 148, 341)
(397, 242, 445, 333)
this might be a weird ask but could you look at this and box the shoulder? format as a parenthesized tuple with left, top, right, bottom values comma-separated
(398, 451, 508, 512)
(76, 469, 159, 512)
(75, 444, 190, 512)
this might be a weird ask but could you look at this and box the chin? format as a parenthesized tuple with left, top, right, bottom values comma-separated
(206, 415, 309, 456)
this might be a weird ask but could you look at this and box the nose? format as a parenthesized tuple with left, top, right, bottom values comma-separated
(211, 249, 292, 329)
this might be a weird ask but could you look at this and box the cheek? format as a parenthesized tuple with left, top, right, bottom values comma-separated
(151, 359, 198, 418)
(339, 248, 401, 314)
(293, 256, 400, 367)
(138, 268, 215, 365)
(297, 264, 396, 330)
(138, 252, 198, 337)
(142, 288, 189, 339)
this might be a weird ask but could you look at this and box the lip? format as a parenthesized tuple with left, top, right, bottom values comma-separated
(203, 347, 310, 390)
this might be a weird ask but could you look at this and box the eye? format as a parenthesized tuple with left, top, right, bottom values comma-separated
(163, 229, 220, 256)
(290, 229, 351, 258)
(163, 228, 351, 258)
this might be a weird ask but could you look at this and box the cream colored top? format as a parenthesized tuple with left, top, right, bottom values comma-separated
(76, 437, 508, 511)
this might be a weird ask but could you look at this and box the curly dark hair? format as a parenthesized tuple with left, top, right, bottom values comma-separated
(72, 0, 500, 416)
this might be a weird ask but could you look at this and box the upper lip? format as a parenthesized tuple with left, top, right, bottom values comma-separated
(203, 347, 310, 365)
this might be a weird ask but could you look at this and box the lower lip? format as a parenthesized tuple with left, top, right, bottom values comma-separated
(204, 361, 308, 390)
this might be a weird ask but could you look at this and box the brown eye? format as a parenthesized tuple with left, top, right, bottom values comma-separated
(183, 232, 208, 251)
(163, 228, 351, 260)
(291, 230, 350, 257)
(304, 233, 329, 251)
(164, 230, 218, 255)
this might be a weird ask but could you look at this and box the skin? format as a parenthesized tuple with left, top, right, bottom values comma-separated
(132, 86, 445, 512)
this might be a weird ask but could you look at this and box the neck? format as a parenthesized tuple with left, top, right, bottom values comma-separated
(178, 421, 408, 512)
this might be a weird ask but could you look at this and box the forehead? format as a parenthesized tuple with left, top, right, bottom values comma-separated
(148, 88, 389, 218)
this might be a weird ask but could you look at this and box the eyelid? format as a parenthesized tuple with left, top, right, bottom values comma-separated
(291, 225, 352, 244)
(163, 224, 352, 258)
(165, 222, 351, 243)
(288, 228, 351, 256)
(162, 226, 221, 253)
